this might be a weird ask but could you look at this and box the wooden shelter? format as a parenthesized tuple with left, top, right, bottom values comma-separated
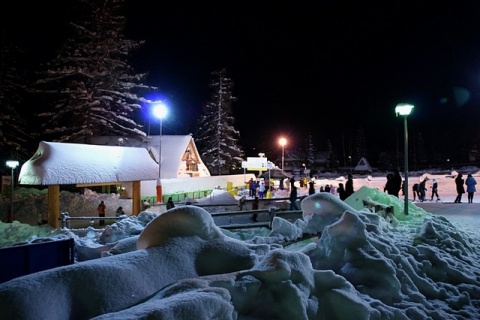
(18, 141, 159, 228)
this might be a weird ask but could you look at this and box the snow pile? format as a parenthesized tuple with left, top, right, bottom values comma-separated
(1, 187, 480, 319)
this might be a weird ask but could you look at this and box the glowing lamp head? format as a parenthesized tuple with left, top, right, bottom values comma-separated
(395, 103, 414, 116)
(6, 160, 19, 169)
(279, 137, 287, 147)
(152, 102, 168, 120)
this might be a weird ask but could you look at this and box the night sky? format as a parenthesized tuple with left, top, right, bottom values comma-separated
(124, 1, 480, 161)
(3, 1, 480, 163)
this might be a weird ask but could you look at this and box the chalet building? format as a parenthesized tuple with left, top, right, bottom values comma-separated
(91, 135, 210, 178)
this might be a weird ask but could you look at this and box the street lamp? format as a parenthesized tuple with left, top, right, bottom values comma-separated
(6, 160, 19, 223)
(279, 137, 287, 171)
(153, 101, 168, 203)
(395, 103, 414, 216)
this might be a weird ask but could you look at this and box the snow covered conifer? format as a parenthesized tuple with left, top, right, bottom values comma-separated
(195, 69, 244, 175)
(31, 0, 155, 143)
(0, 37, 33, 161)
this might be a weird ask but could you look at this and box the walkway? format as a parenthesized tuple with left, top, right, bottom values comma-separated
(416, 202, 480, 240)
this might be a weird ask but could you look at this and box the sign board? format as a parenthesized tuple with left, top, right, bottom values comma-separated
(242, 157, 268, 171)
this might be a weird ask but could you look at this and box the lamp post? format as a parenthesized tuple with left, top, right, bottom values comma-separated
(153, 101, 168, 203)
(6, 160, 19, 223)
(395, 103, 414, 216)
(279, 137, 287, 171)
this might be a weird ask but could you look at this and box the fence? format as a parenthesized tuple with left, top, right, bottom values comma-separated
(142, 185, 248, 204)
(142, 189, 215, 205)
(0, 238, 75, 283)
(59, 213, 127, 229)
(211, 207, 303, 229)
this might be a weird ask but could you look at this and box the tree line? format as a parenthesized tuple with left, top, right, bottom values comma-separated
(0, 0, 243, 176)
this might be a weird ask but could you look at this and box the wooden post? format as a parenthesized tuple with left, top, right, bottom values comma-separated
(269, 207, 276, 229)
(48, 185, 60, 228)
(132, 181, 141, 216)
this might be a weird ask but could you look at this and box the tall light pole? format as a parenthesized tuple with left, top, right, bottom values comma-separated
(395, 103, 414, 216)
(153, 101, 168, 203)
(279, 137, 287, 171)
(6, 160, 19, 223)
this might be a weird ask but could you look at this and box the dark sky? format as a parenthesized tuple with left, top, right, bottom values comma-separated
(3, 1, 480, 162)
(123, 1, 480, 161)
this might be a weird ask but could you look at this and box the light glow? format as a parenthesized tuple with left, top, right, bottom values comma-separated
(6, 160, 19, 169)
(395, 103, 414, 116)
(153, 102, 168, 120)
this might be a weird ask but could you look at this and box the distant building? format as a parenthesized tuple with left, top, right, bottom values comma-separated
(91, 135, 211, 178)
(353, 157, 373, 174)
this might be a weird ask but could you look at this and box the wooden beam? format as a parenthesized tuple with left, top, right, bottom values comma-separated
(132, 181, 141, 216)
(48, 185, 60, 228)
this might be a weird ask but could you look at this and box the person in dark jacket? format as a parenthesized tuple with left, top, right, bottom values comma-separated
(289, 185, 299, 210)
(308, 181, 315, 195)
(166, 197, 175, 210)
(384, 173, 394, 194)
(430, 179, 441, 202)
(465, 174, 477, 203)
(337, 183, 347, 201)
(345, 174, 354, 198)
(412, 183, 421, 201)
(454, 173, 465, 203)
(391, 169, 403, 197)
(251, 196, 259, 221)
(418, 178, 428, 202)
(115, 206, 125, 217)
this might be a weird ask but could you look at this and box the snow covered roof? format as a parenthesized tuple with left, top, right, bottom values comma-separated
(148, 135, 208, 179)
(19, 141, 159, 185)
(354, 157, 372, 173)
(91, 135, 210, 179)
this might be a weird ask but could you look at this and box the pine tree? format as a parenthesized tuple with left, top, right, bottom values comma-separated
(31, 0, 154, 143)
(304, 133, 316, 168)
(0, 35, 33, 161)
(195, 69, 244, 175)
(352, 126, 368, 164)
(415, 131, 428, 169)
(326, 139, 339, 170)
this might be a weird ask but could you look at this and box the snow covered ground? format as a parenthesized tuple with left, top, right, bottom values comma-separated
(0, 170, 480, 319)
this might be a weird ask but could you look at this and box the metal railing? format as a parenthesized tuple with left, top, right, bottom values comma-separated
(59, 213, 127, 229)
(58, 206, 304, 230)
(211, 207, 303, 229)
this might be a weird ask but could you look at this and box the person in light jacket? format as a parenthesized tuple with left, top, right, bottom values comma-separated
(465, 174, 477, 203)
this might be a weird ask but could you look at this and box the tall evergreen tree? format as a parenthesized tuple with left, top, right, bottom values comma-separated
(415, 131, 428, 169)
(326, 139, 339, 170)
(195, 69, 244, 175)
(0, 35, 32, 161)
(31, 0, 154, 143)
(304, 133, 315, 168)
(352, 126, 368, 164)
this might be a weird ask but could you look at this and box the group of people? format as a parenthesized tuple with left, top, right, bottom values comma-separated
(383, 169, 443, 203)
(400, 171, 477, 203)
(454, 173, 477, 203)
(98, 172, 479, 228)
(411, 178, 439, 202)
(97, 201, 127, 226)
(306, 176, 354, 200)
(248, 178, 271, 199)
(411, 172, 477, 203)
